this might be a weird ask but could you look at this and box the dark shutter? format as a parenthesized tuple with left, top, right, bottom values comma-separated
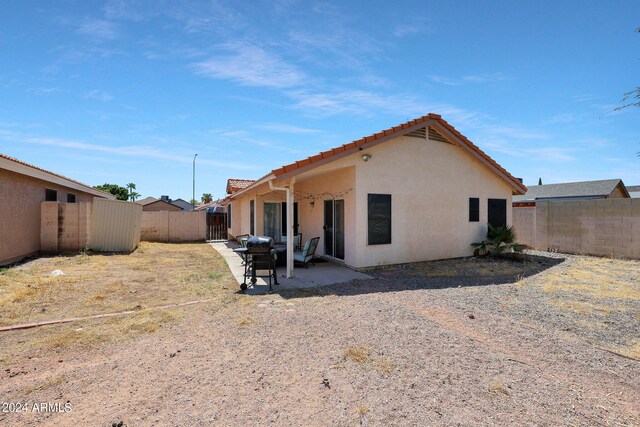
(67, 193, 76, 203)
(469, 197, 479, 222)
(227, 203, 232, 228)
(368, 194, 391, 245)
(488, 199, 507, 228)
(45, 188, 57, 201)
(249, 200, 255, 235)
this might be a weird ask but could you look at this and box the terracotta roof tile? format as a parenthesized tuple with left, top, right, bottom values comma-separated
(226, 178, 257, 194)
(227, 114, 526, 196)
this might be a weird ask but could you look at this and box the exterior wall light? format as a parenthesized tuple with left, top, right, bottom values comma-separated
(361, 153, 372, 161)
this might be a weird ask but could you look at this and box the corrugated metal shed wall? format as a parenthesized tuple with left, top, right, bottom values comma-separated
(90, 199, 142, 252)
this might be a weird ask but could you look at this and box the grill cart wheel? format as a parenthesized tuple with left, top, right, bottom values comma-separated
(240, 283, 247, 291)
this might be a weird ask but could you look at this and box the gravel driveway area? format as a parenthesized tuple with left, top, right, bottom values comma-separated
(1, 251, 638, 426)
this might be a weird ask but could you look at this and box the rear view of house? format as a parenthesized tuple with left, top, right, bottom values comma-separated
(224, 114, 526, 271)
(0, 153, 114, 266)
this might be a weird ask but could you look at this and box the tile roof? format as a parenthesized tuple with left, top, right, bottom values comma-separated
(226, 178, 257, 194)
(230, 114, 527, 196)
(136, 196, 158, 205)
(0, 153, 114, 198)
(513, 179, 628, 202)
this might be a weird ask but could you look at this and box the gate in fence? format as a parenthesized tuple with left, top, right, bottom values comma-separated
(206, 207, 228, 240)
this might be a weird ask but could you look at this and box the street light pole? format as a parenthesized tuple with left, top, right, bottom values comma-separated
(192, 153, 198, 207)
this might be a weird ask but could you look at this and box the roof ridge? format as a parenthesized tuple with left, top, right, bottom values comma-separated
(0, 153, 113, 197)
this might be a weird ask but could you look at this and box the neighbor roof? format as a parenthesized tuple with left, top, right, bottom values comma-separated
(513, 179, 629, 203)
(171, 199, 194, 210)
(229, 114, 527, 197)
(226, 178, 256, 194)
(137, 196, 158, 205)
(0, 153, 115, 199)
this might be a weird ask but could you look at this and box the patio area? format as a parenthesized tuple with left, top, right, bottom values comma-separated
(210, 241, 372, 294)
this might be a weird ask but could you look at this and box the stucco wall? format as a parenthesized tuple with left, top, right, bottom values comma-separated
(226, 134, 517, 269)
(0, 168, 96, 265)
(353, 135, 514, 268)
(295, 166, 356, 265)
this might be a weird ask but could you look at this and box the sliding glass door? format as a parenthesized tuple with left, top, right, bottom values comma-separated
(263, 202, 281, 240)
(323, 199, 344, 260)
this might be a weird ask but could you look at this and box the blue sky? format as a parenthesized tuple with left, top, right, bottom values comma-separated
(1, 1, 639, 201)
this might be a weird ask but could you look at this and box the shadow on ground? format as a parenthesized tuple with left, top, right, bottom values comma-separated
(277, 254, 565, 299)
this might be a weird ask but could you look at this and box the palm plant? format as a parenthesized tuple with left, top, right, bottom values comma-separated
(472, 224, 526, 257)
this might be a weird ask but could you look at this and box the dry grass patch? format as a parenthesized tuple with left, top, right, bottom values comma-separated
(24, 374, 65, 394)
(0, 242, 236, 326)
(237, 315, 257, 327)
(548, 299, 612, 316)
(345, 345, 370, 364)
(344, 345, 396, 375)
(0, 243, 238, 364)
(488, 378, 511, 396)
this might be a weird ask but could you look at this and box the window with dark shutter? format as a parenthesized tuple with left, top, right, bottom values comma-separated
(368, 194, 391, 245)
(67, 193, 76, 203)
(488, 198, 507, 228)
(469, 197, 479, 222)
(45, 188, 57, 201)
(249, 200, 255, 235)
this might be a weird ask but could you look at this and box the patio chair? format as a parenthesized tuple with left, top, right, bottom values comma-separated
(279, 233, 302, 251)
(236, 234, 251, 265)
(293, 236, 319, 268)
(237, 234, 250, 248)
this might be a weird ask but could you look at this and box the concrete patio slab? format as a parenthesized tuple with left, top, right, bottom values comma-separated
(210, 241, 373, 294)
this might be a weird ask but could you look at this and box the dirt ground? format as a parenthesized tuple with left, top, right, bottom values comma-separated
(0, 245, 638, 426)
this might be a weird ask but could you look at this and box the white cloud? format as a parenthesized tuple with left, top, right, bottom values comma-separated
(84, 90, 114, 102)
(255, 123, 321, 134)
(77, 19, 120, 40)
(430, 73, 511, 86)
(192, 43, 306, 88)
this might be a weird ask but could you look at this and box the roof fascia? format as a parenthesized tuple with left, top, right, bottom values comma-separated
(228, 174, 276, 200)
(0, 156, 114, 199)
(274, 119, 438, 182)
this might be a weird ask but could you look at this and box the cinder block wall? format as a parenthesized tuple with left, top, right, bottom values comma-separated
(513, 199, 640, 259)
(512, 206, 536, 247)
(141, 211, 206, 242)
(40, 201, 92, 253)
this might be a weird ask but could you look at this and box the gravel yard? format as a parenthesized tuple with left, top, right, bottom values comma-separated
(0, 248, 638, 426)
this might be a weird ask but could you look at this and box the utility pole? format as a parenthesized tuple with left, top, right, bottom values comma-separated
(192, 153, 198, 207)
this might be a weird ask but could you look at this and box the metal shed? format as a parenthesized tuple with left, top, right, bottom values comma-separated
(90, 199, 142, 252)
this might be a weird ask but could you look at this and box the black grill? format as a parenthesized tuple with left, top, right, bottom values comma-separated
(239, 236, 278, 292)
(246, 236, 274, 253)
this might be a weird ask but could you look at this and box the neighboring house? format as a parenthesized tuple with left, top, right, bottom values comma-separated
(172, 198, 194, 211)
(0, 153, 114, 266)
(627, 185, 640, 198)
(227, 179, 256, 195)
(513, 179, 630, 207)
(195, 200, 225, 212)
(139, 199, 183, 212)
(223, 114, 526, 272)
(137, 196, 157, 205)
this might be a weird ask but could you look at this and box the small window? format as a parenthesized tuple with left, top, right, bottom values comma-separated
(67, 193, 76, 203)
(45, 188, 57, 201)
(368, 194, 392, 245)
(227, 203, 232, 228)
(488, 198, 507, 228)
(469, 197, 479, 222)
